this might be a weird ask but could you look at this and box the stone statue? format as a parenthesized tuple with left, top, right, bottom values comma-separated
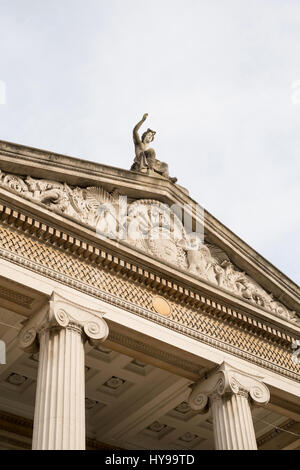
(131, 113, 177, 183)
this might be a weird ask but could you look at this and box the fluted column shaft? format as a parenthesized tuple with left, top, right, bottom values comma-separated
(188, 362, 270, 450)
(18, 291, 109, 450)
(33, 325, 85, 449)
(211, 391, 257, 450)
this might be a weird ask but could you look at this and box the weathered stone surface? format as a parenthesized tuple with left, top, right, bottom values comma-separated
(0, 168, 297, 324)
(131, 113, 177, 183)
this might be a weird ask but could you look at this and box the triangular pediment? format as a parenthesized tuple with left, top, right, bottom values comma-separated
(0, 140, 299, 328)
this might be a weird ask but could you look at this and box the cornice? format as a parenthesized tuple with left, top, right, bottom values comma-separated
(0, 214, 299, 382)
(0, 139, 299, 313)
(0, 192, 298, 340)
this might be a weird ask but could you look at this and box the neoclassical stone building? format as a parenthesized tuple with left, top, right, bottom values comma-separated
(0, 138, 299, 450)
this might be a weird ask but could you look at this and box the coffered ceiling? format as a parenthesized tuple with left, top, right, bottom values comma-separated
(0, 306, 299, 451)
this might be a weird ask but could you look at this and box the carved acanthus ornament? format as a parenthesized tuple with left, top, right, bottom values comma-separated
(188, 362, 270, 411)
(18, 291, 109, 352)
(0, 169, 297, 324)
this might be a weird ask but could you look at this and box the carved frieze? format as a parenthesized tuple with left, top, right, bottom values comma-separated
(0, 169, 298, 324)
(0, 224, 299, 380)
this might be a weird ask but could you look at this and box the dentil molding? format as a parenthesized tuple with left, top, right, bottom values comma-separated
(0, 169, 297, 325)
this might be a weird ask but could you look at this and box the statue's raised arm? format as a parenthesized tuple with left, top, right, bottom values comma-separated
(133, 113, 148, 145)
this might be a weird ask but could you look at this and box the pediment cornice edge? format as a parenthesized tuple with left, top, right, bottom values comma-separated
(0, 189, 299, 341)
(0, 140, 299, 313)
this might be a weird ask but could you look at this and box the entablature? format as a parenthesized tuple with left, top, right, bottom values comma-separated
(0, 139, 299, 314)
(0, 191, 300, 387)
(0, 180, 299, 337)
(0, 192, 298, 339)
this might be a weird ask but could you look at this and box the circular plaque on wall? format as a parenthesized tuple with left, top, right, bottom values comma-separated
(152, 296, 171, 317)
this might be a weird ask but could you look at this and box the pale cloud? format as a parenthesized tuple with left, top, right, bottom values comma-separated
(0, 0, 299, 283)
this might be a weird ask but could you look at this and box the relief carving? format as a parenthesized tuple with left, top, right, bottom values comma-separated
(0, 169, 297, 324)
(126, 199, 187, 267)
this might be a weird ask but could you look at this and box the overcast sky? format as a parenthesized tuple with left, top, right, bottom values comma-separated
(0, 0, 299, 284)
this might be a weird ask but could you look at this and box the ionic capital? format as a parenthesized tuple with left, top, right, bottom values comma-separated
(188, 362, 270, 412)
(18, 290, 109, 352)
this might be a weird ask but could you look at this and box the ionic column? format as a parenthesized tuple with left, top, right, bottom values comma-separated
(188, 362, 270, 450)
(18, 291, 109, 450)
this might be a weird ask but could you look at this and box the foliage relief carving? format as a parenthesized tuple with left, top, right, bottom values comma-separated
(0, 170, 297, 324)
